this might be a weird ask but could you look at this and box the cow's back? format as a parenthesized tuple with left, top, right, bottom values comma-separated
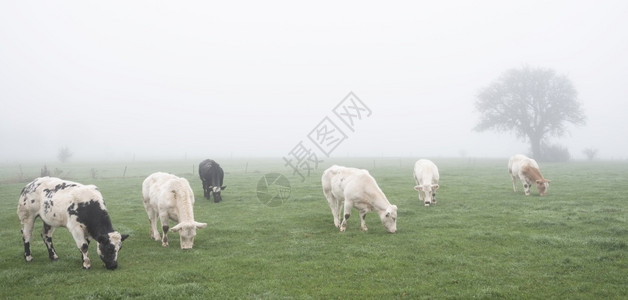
(509, 154, 539, 175)
(414, 159, 439, 184)
(17, 177, 101, 228)
(199, 159, 218, 176)
(143, 172, 195, 221)
(343, 171, 381, 201)
(324, 165, 377, 200)
(143, 172, 178, 205)
(162, 177, 195, 205)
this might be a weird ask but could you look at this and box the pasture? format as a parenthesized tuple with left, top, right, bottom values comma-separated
(0, 158, 626, 299)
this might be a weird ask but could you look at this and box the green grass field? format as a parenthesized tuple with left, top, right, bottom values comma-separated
(0, 158, 626, 299)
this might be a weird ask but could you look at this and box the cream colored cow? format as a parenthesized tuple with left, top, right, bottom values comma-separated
(508, 154, 551, 196)
(413, 159, 440, 207)
(142, 172, 207, 249)
(322, 165, 397, 233)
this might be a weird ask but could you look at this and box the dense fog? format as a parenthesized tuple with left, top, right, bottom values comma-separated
(1, 1, 627, 163)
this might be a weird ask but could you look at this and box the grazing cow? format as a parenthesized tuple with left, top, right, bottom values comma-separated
(142, 172, 207, 249)
(17, 177, 129, 270)
(508, 154, 551, 196)
(322, 165, 398, 233)
(199, 159, 226, 202)
(413, 159, 440, 207)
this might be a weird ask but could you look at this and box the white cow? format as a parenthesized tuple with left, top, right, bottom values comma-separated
(413, 159, 440, 207)
(508, 154, 551, 196)
(142, 172, 207, 249)
(322, 165, 398, 233)
(17, 177, 128, 270)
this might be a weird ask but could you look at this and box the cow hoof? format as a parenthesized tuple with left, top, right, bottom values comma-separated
(340, 227, 346, 232)
(25, 255, 33, 262)
(361, 227, 368, 231)
(162, 242, 169, 247)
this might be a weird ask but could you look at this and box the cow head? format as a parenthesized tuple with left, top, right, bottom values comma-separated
(209, 185, 227, 203)
(379, 205, 398, 233)
(171, 221, 207, 249)
(414, 184, 439, 206)
(96, 232, 129, 270)
(535, 179, 551, 196)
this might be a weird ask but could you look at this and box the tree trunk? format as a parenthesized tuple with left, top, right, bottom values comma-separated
(530, 134, 542, 160)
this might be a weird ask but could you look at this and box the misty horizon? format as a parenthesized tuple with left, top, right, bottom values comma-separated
(2, 1, 627, 163)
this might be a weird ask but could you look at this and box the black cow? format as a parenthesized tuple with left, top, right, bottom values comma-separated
(199, 159, 226, 202)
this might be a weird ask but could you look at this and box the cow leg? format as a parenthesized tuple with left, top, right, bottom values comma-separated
(520, 175, 531, 195)
(41, 222, 59, 260)
(79, 240, 91, 269)
(334, 197, 343, 228)
(323, 188, 341, 228)
(510, 169, 518, 192)
(202, 180, 210, 200)
(146, 207, 161, 241)
(359, 210, 368, 231)
(523, 182, 531, 196)
(20, 216, 36, 262)
(340, 200, 352, 232)
(432, 192, 437, 204)
(511, 175, 518, 192)
(150, 218, 161, 241)
(69, 226, 91, 269)
(159, 214, 170, 247)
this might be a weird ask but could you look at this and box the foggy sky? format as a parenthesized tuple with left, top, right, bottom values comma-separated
(1, 1, 627, 163)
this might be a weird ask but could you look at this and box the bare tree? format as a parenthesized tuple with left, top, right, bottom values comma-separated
(58, 146, 73, 163)
(474, 67, 586, 160)
(583, 148, 598, 161)
(41, 165, 50, 177)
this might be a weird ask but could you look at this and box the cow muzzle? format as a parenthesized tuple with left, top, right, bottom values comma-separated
(105, 261, 118, 270)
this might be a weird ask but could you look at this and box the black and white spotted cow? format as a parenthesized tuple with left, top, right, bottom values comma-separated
(199, 159, 226, 202)
(17, 177, 129, 270)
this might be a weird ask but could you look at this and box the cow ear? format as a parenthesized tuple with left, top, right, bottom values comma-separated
(121, 234, 130, 241)
(221, 186, 227, 190)
(433, 184, 439, 190)
(195, 222, 208, 229)
(414, 185, 422, 191)
(171, 223, 182, 232)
